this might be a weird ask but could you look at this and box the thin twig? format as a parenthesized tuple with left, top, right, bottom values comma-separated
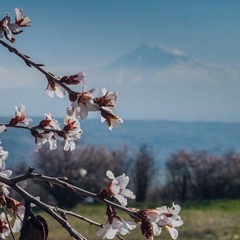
(53, 206, 103, 228)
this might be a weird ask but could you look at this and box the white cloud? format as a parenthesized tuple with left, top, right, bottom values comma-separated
(0, 67, 43, 89)
(85, 61, 240, 122)
(88, 61, 240, 87)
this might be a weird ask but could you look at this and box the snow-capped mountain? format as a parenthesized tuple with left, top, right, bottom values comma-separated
(88, 43, 240, 122)
(107, 44, 193, 69)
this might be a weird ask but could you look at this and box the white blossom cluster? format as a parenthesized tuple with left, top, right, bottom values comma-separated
(97, 171, 183, 239)
(1, 8, 122, 152)
(0, 129, 25, 238)
(46, 75, 123, 131)
(0, 8, 31, 43)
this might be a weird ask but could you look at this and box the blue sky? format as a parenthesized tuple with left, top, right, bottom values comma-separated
(1, 0, 240, 122)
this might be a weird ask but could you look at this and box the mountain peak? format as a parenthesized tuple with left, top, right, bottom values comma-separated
(107, 44, 190, 69)
(144, 43, 186, 57)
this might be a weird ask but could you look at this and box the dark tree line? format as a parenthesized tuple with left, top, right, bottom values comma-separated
(13, 144, 155, 208)
(13, 144, 240, 207)
(160, 150, 240, 201)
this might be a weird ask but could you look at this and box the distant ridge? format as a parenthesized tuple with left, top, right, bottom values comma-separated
(0, 118, 240, 167)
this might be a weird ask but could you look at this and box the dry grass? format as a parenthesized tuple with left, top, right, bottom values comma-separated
(31, 201, 240, 240)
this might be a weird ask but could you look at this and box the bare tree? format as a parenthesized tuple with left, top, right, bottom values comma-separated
(132, 145, 155, 202)
(33, 143, 130, 207)
(164, 150, 240, 201)
(164, 150, 197, 201)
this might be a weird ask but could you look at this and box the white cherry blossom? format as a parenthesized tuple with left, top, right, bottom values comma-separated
(61, 72, 85, 85)
(41, 113, 61, 130)
(101, 107, 123, 130)
(34, 131, 57, 152)
(0, 8, 30, 43)
(156, 203, 183, 239)
(10, 103, 32, 126)
(97, 216, 137, 239)
(106, 170, 135, 206)
(46, 81, 65, 98)
(71, 85, 99, 119)
(8, 8, 31, 35)
(62, 111, 82, 151)
(14, 8, 31, 27)
(143, 203, 183, 240)
(94, 88, 118, 111)
(0, 14, 15, 42)
(63, 129, 82, 151)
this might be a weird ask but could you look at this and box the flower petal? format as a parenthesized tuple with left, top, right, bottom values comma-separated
(166, 226, 178, 240)
(114, 193, 127, 206)
(106, 170, 115, 180)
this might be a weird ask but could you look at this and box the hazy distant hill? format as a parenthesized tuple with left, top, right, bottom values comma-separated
(0, 118, 240, 168)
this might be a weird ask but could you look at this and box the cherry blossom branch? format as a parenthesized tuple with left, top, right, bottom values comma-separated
(0, 168, 134, 240)
(1, 122, 77, 137)
(0, 37, 123, 132)
(0, 8, 184, 240)
(0, 174, 86, 240)
(0, 39, 75, 96)
(9, 167, 127, 240)
(10, 167, 138, 219)
(34, 175, 137, 217)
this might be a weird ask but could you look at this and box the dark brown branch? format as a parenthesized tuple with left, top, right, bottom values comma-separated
(0, 39, 75, 95)
(10, 168, 138, 219)
(0, 123, 79, 141)
(30, 173, 138, 219)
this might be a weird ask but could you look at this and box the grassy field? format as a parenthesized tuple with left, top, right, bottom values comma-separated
(32, 200, 240, 240)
